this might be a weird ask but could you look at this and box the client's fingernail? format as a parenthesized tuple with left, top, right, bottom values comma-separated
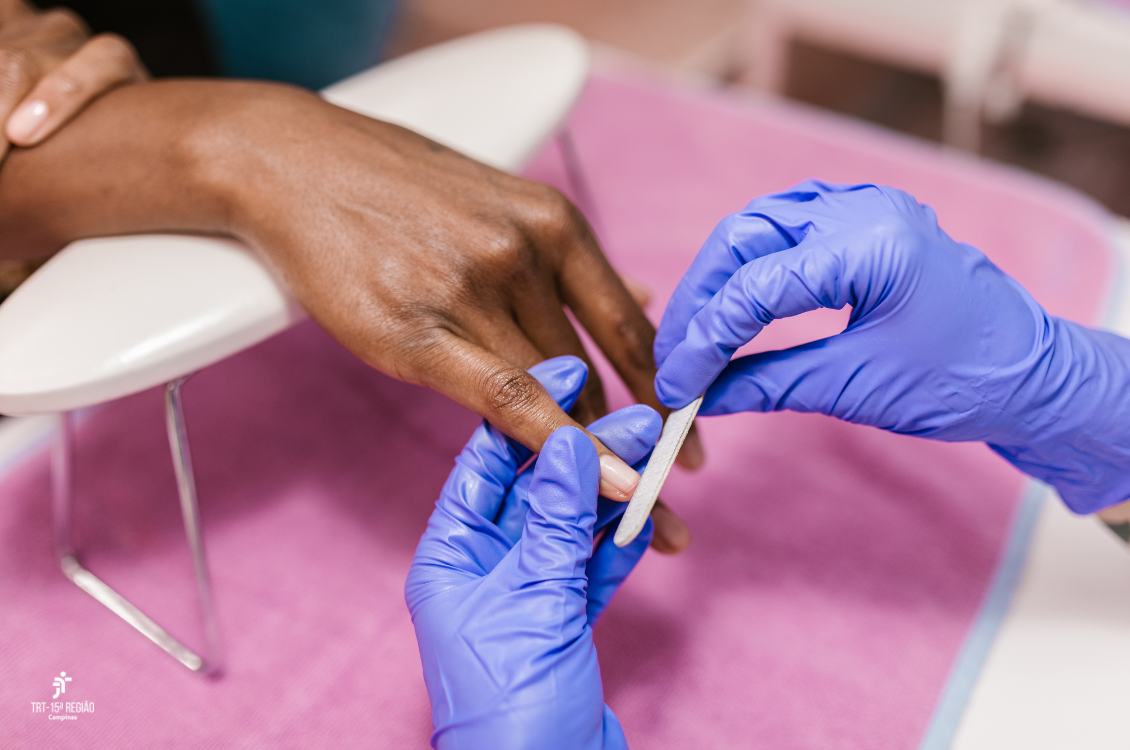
(7, 100, 48, 144)
(599, 453, 640, 501)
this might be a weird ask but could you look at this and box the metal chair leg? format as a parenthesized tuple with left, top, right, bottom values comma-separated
(51, 377, 224, 675)
(557, 128, 604, 239)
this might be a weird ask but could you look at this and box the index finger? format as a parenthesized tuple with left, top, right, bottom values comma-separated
(549, 207, 706, 469)
(653, 210, 795, 369)
(414, 329, 642, 504)
(655, 232, 852, 407)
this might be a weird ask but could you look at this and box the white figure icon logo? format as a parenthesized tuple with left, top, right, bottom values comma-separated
(51, 672, 72, 699)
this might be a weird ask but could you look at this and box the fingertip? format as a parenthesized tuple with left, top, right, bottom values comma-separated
(541, 424, 600, 487)
(653, 367, 697, 411)
(598, 451, 640, 502)
(633, 405, 664, 448)
(6, 99, 48, 145)
(550, 423, 597, 454)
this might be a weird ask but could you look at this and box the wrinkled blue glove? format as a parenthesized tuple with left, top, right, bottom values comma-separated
(654, 180, 1130, 513)
(406, 355, 662, 749)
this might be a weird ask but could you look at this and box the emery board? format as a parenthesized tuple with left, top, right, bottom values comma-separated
(613, 396, 703, 547)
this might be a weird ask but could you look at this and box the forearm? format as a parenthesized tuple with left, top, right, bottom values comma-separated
(0, 79, 305, 259)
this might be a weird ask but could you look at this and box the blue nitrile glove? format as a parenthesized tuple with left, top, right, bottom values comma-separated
(654, 180, 1130, 513)
(406, 355, 661, 749)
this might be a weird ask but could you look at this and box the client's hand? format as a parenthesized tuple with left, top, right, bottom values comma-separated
(406, 356, 657, 749)
(208, 83, 700, 516)
(0, 0, 146, 156)
(0, 79, 697, 550)
(654, 180, 1130, 513)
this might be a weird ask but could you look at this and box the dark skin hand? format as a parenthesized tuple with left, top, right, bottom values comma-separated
(0, 79, 701, 552)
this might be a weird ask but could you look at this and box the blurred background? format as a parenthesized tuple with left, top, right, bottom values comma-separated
(5, 0, 1130, 298)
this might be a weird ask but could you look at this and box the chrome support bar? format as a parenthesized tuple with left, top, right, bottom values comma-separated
(557, 128, 604, 238)
(51, 379, 224, 676)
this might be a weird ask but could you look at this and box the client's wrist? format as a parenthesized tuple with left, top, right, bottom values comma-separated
(175, 79, 321, 243)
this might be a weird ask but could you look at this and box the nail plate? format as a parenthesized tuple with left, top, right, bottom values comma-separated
(7, 100, 48, 143)
(599, 453, 639, 500)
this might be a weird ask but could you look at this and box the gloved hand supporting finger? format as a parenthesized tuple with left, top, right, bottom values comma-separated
(408, 355, 591, 603)
(587, 516, 652, 625)
(494, 404, 661, 545)
(512, 426, 601, 587)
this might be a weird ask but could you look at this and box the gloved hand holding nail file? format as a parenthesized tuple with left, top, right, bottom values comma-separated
(654, 180, 1130, 514)
(407, 355, 660, 750)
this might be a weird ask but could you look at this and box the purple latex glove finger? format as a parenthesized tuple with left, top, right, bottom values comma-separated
(653, 179, 878, 370)
(410, 426, 628, 750)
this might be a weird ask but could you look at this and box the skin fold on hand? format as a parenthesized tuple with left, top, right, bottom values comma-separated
(0, 0, 146, 159)
(0, 78, 699, 552)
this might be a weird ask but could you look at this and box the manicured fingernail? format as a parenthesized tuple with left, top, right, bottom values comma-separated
(599, 453, 639, 500)
(7, 100, 48, 143)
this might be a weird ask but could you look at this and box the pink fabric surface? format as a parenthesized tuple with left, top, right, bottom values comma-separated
(1, 73, 1115, 749)
(1096, 0, 1130, 12)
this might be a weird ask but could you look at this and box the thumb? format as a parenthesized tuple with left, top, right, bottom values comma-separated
(514, 426, 600, 586)
(656, 236, 854, 409)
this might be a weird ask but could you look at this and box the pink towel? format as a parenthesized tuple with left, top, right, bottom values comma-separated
(1, 72, 1115, 749)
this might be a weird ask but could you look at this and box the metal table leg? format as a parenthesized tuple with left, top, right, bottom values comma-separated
(52, 377, 224, 676)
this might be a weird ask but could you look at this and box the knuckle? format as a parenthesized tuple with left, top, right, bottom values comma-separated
(525, 185, 585, 244)
(41, 8, 89, 39)
(868, 213, 916, 245)
(481, 365, 541, 416)
(480, 223, 528, 263)
(0, 47, 33, 96)
(88, 33, 140, 71)
(460, 222, 537, 290)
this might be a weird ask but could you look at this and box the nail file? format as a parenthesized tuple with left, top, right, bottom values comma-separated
(613, 396, 703, 547)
